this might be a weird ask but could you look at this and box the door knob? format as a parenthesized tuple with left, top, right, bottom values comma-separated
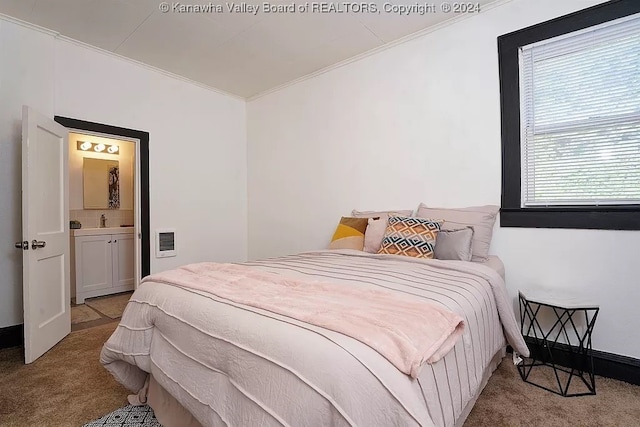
(15, 241, 28, 250)
(31, 240, 46, 250)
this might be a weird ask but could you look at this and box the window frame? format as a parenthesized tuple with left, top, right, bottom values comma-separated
(498, 0, 640, 230)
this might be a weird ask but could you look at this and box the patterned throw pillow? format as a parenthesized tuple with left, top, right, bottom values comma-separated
(329, 217, 369, 250)
(378, 216, 443, 259)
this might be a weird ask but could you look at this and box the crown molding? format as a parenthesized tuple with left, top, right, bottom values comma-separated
(247, 0, 512, 101)
(0, 13, 244, 101)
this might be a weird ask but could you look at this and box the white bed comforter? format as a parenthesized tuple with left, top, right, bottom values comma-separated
(101, 250, 528, 427)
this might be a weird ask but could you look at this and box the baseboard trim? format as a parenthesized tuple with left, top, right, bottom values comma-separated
(521, 337, 640, 386)
(0, 324, 23, 349)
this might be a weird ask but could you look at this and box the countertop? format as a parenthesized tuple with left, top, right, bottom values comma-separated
(72, 226, 134, 237)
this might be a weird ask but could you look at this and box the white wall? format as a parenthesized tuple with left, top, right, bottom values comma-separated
(0, 18, 247, 328)
(247, 0, 640, 359)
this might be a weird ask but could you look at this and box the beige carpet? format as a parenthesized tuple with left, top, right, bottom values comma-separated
(71, 305, 101, 324)
(1, 324, 639, 426)
(85, 293, 132, 319)
(0, 322, 128, 427)
(466, 360, 640, 426)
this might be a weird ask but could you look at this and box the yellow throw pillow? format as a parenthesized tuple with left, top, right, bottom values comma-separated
(329, 217, 369, 250)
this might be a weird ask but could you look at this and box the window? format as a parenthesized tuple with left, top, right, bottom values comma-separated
(498, 0, 640, 230)
(521, 16, 640, 207)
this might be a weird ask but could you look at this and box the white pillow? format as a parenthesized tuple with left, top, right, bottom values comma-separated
(351, 210, 414, 254)
(363, 217, 387, 253)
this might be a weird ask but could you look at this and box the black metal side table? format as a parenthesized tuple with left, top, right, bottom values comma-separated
(517, 289, 599, 397)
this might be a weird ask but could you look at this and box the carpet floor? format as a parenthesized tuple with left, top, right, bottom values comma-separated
(466, 361, 640, 426)
(1, 322, 639, 426)
(0, 322, 129, 427)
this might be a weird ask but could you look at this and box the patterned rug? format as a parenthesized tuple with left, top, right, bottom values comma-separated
(83, 405, 161, 426)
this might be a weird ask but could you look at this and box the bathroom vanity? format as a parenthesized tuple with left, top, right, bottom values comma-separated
(71, 227, 135, 304)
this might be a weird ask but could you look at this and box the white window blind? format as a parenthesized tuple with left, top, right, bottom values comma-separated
(519, 14, 640, 207)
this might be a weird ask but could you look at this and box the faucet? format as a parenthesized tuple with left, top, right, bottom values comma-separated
(100, 214, 107, 228)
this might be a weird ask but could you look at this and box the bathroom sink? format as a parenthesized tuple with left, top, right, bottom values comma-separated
(72, 227, 134, 237)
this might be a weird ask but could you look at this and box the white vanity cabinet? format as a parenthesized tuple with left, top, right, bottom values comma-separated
(72, 227, 135, 304)
(112, 234, 135, 289)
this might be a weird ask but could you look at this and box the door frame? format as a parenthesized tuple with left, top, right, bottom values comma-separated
(54, 116, 150, 279)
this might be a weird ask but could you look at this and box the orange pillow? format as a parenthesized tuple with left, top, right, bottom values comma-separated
(378, 216, 443, 259)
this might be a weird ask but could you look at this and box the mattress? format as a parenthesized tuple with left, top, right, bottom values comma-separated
(101, 250, 527, 426)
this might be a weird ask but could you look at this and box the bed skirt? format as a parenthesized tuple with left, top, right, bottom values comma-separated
(147, 375, 202, 427)
(143, 347, 507, 427)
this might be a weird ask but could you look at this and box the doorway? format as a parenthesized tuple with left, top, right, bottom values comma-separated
(54, 116, 150, 282)
(67, 132, 137, 330)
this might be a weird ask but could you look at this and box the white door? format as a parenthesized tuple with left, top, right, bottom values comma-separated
(20, 106, 70, 364)
(112, 234, 135, 288)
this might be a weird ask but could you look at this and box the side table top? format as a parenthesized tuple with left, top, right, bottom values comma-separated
(519, 288, 599, 310)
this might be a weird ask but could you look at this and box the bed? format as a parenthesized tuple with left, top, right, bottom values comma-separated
(101, 250, 528, 427)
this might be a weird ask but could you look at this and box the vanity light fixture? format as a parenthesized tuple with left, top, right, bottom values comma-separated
(76, 141, 120, 155)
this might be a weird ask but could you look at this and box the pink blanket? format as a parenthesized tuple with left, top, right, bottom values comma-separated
(142, 262, 464, 378)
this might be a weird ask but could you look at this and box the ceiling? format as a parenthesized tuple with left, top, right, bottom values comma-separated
(0, 0, 493, 98)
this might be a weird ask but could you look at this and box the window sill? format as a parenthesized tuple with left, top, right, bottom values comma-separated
(500, 207, 640, 230)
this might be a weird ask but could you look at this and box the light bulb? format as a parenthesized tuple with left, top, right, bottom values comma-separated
(94, 143, 106, 152)
(80, 141, 92, 151)
(107, 145, 119, 154)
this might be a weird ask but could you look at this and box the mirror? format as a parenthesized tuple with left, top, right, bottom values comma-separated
(83, 158, 120, 209)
